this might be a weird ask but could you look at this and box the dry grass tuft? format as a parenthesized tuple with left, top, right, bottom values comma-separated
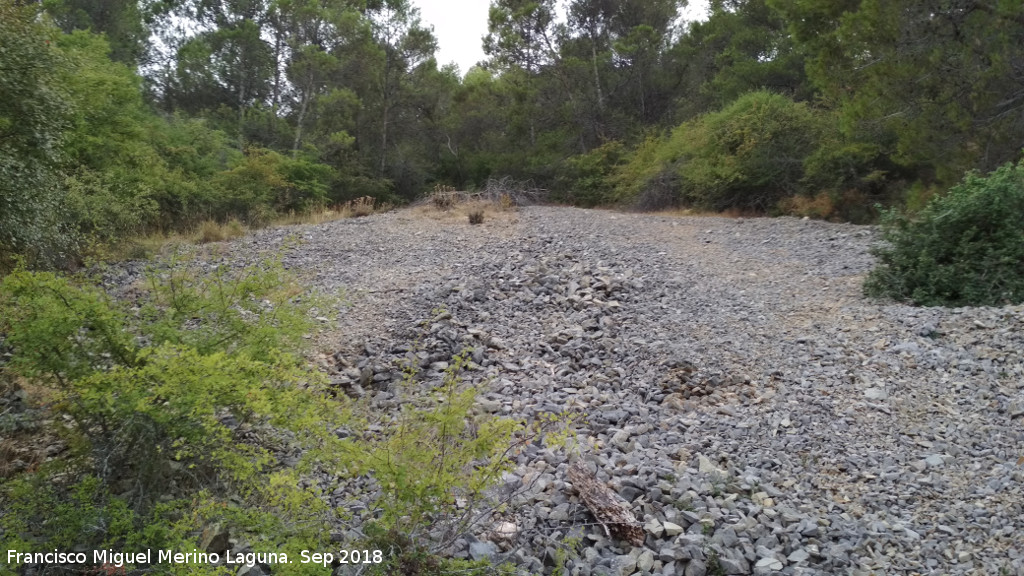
(275, 206, 344, 227)
(408, 197, 519, 228)
(655, 206, 761, 219)
(498, 192, 515, 212)
(196, 219, 248, 244)
(274, 198, 389, 225)
(344, 196, 378, 217)
(431, 184, 459, 210)
(777, 193, 837, 220)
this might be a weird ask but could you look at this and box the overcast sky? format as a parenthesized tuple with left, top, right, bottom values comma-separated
(412, 0, 711, 76)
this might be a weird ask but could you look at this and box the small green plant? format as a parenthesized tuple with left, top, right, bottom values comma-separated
(550, 534, 583, 576)
(707, 550, 726, 576)
(702, 520, 715, 536)
(0, 255, 355, 574)
(864, 158, 1024, 306)
(366, 349, 520, 547)
(675, 496, 694, 511)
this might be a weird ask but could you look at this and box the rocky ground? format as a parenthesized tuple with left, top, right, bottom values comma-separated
(127, 206, 1024, 575)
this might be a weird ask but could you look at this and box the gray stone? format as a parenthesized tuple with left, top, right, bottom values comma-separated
(697, 455, 727, 476)
(614, 554, 637, 575)
(663, 522, 684, 537)
(754, 557, 784, 572)
(863, 387, 888, 400)
(469, 541, 498, 562)
(238, 565, 270, 576)
(684, 559, 707, 576)
(716, 553, 749, 574)
(711, 527, 739, 548)
(787, 549, 810, 563)
(199, 523, 230, 554)
(637, 549, 656, 572)
(645, 518, 665, 537)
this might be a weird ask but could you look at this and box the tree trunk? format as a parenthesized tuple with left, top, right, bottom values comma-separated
(293, 79, 313, 156)
(590, 34, 604, 112)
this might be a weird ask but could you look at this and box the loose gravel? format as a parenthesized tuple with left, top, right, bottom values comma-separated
(157, 207, 1024, 575)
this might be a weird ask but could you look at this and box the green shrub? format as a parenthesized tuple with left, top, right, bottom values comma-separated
(675, 90, 824, 212)
(0, 256, 354, 572)
(555, 140, 626, 207)
(65, 167, 160, 242)
(366, 350, 519, 546)
(0, 2, 76, 271)
(607, 92, 824, 212)
(211, 149, 337, 224)
(608, 134, 675, 208)
(797, 116, 909, 222)
(0, 260, 541, 574)
(864, 159, 1024, 306)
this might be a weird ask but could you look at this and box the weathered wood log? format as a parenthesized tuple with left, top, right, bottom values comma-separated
(568, 460, 645, 546)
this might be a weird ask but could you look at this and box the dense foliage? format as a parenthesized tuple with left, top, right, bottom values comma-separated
(0, 2, 74, 270)
(0, 258, 525, 574)
(0, 257, 350, 571)
(608, 91, 825, 211)
(3, 0, 1024, 268)
(865, 160, 1024, 307)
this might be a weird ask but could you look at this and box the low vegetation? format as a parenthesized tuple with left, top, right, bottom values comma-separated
(0, 256, 543, 575)
(865, 159, 1024, 307)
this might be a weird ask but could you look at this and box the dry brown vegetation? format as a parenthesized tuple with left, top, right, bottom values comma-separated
(91, 199, 396, 262)
(412, 185, 523, 228)
(196, 218, 247, 244)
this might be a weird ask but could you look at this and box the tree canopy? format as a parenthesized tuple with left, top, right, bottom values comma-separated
(2, 0, 1024, 267)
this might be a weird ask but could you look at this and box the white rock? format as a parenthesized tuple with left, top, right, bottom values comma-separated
(864, 387, 889, 400)
(491, 521, 518, 540)
(663, 521, 684, 536)
(698, 454, 727, 476)
(755, 557, 784, 570)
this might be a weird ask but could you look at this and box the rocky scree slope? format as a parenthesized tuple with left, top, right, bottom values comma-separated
(143, 207, 1024, 575)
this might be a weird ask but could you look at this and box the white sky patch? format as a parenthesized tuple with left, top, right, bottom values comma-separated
(413, 0, 711, 77)
(413, 0, 493, 75)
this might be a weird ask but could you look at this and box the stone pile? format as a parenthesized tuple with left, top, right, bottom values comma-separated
(203, 207, 1024, 575)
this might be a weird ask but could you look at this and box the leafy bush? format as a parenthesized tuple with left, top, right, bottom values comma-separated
(606, 92, 824, 212)
(0, 256, 354, 572)
(211, 149, 337, 224)
(0, 2, 76, 271)
(555, 140, 626, 207)
(797, 118, 908, 222)
(608, 135, 673, 207)
(674, 90, 824, 212)
(0, 259, 543, 574)
(865, 159, 1024, 306)
(64, 167, 160, 242)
